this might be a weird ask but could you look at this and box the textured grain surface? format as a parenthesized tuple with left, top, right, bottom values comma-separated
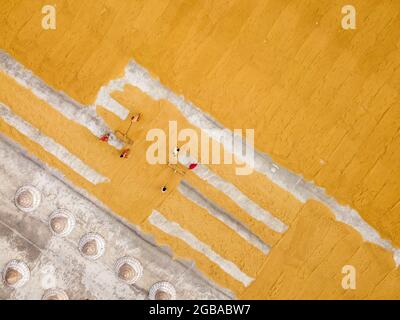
(1, 0, 400, 298)
(1, 0, 399, 246)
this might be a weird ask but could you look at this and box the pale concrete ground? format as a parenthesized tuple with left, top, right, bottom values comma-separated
(0, 135, 232, 300)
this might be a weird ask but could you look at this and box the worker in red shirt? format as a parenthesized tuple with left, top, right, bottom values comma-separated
(99, 133, 110, 142)
(188, 162, 198, 170)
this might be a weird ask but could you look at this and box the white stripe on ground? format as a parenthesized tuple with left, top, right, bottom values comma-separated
(148, 210, 254, 286)
(0, 50, 124, 149)
(0, 103, 109, 185)
(179, 181, 270, 254)
(182, 160, 287, 234)
(95, 80, 130, 120)
(194, 163, 287, 233)
(125, 60, 400, 266)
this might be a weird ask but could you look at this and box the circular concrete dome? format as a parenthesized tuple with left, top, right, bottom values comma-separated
(2, 260, 30, 289)
(49, 209, 75, 237)
(78, 233, 105, 260)
(148, 281, 176, 300)
(14, 186, 41, 213)
(42, 288, 69, 300)
(114, 256, 143, 284)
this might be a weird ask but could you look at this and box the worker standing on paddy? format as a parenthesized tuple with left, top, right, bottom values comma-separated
(115, 113, 142, 159)
(131, 113, 141, 123)
(120, 148, 131, 159)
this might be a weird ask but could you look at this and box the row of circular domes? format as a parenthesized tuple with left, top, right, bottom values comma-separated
(6, 185, 176, 300)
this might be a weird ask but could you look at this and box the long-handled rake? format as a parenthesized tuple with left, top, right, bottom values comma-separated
(115, 113, 141, 146)
(167, 162, 186, 176)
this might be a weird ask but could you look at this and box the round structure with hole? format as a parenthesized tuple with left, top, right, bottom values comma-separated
(148, 281, 176, 300)
(114, 256, 143, 284)
(14, 186, 41, 213)
(78, 233, 105, 260)
(48, 209, 75, 237)
(2, 260, 30, 289)
(42, 288, 69, 300)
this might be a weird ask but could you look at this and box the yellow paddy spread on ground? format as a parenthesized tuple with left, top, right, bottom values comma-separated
(1, 0, 400, 298)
